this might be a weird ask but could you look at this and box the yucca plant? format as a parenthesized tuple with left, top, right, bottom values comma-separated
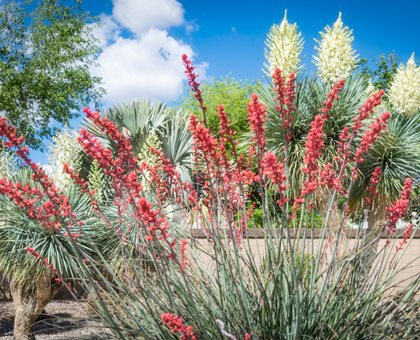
(350, 112, 420, 221)
(259, 12, 420, 232)
(257, 75, 368, 196)
(258, 76, 419, 227)
(0, 167, 96, 339)
(80, 100, 194, 272)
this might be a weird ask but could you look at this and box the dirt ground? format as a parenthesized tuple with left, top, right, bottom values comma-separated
(0, 300, 111, 339)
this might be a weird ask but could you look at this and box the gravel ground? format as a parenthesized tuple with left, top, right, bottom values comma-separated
(0, 300, 112, 339)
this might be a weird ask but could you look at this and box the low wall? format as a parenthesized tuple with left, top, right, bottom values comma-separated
(191, 228, 420, 291)
(1, 229, 418, 301)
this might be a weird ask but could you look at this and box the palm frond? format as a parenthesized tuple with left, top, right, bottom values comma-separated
(83, 99, 193, 180)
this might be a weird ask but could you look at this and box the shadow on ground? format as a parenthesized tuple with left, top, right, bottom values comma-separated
(0, 301, 110, 339)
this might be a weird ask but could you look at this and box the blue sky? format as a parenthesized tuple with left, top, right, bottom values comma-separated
(85, 0, 419, 82)
(31, 0, 419, 162)
(178, 0, 419, 80)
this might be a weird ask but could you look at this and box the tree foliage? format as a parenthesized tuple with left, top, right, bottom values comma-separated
(179, 77, 255, 140)
(0, 0, 103, 149)
(359, 53, 400, 92)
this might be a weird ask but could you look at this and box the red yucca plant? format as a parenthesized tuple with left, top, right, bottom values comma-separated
(0, 55, 418, 339)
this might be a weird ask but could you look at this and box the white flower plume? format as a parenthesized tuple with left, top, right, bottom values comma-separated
(388, 53, 420, 116)
(264, 10, 304, 76)
(313, 13, 358, 84)
(47, 131, 82, 190)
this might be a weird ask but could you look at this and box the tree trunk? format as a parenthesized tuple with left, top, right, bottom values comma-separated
(0, 273, 11, 300)
(9, 274, 57, 340)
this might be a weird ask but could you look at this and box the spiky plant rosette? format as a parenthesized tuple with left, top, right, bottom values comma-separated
(256, 74, 370, 198)
(350, 110, 420, 210)
(83, 99, 192, 181)
(0, 168, 96, 285)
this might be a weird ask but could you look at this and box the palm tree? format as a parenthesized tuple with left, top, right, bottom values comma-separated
(0, 168, 95, 339)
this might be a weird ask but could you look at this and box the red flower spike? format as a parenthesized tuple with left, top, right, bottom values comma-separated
(303, 80, 345, 180)
(365, 167, 382, 207)
(248, 93, 268, 152)
(25, 247, 65, 286)
(353, 90, 385, 135)
(272, 68, 297, 141)
(0, 117, 79, 230)
(161, 313, 197, 340)
(319, 162, 344, 195)
(182, 54, 207, 123)
(82, 107, 137, 171)
(386, 178, 413, 233)
(180, 239, 188, 270)
(293, 80, 345, 207)
(320, 80, 346, 116)
(189, 115, 218, 162)
(396, 223, 414, 252)
(335, 90, 385, 180)
(262, 152, 287, 206)
(353, 112, 391, 169)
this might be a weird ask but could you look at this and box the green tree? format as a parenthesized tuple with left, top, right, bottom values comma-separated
(0, 0, 103, 149)
(359, 53, 400, 91)
(179, 77, 255, 140)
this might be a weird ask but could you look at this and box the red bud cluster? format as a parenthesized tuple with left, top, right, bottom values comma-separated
(161, 313, 197, 340)
(386, 178, 413, 232)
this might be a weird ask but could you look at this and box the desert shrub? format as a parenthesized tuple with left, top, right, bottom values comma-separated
(0, 53, 418, 339)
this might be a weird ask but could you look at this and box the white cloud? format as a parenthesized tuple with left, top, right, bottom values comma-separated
(90, 14, 120, 48)
(185, 21, 200, 35)
(94, 29, 196, 103)
(112, 0, 184, 36)
(92, 0, 207, 105)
